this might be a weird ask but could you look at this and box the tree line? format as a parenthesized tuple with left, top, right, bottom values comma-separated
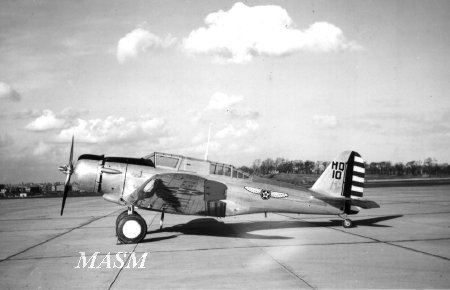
(239, 157, 450, 177)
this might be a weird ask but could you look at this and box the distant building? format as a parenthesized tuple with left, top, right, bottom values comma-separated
(10, 186, 25, 194)
(29, 186, 41, 194)
(41, 183, 53, 193)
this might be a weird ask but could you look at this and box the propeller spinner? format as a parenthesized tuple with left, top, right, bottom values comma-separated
(59, 136, 74, 216)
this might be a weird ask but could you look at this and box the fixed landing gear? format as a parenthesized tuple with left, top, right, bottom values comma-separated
(116, 205, 147, 244)
(160, 209, 165, 230)
(339, 213, 353, 228)
(342, 218, 352, 228)
(115, 210, 143, 233)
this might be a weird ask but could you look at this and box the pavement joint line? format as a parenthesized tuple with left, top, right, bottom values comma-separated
(276, 213, 450, 262)
(384, 237, 450, 243)
(0, 228, 86, 232)
(0, 217, 97, 221)
(0, 225, 126, 232)
(218, 218, 317, 289)
(107, 243, 139, 290)
(107, 209, 160, 290)
(259, 247, 317, 290)
(0, 208, 123, 263)
(330, 227, 450, 261)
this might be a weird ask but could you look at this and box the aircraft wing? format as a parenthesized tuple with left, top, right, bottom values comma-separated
(123, 173, 227, 216)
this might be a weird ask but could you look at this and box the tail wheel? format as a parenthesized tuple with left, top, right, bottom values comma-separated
(117, 214, 147, 244)
(343, 219, 353, 228)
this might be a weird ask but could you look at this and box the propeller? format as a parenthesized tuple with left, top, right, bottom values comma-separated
(59, 136, 74, 216)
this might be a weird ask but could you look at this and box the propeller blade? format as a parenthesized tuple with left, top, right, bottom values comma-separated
(60, 173, 71, 216)
(60, 136, 75, 216)
(69, 135, 74, 168)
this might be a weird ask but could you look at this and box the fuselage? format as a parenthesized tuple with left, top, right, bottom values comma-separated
(72, 152, 344, 218)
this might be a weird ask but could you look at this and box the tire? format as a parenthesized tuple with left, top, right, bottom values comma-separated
(343, 219, 352, 228)
(117, 214, 147, 244)
(116, 210, 129, 228)
(115, 210, 143, 237)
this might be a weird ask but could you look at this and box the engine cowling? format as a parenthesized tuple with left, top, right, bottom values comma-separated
(73, 154, 103, 193)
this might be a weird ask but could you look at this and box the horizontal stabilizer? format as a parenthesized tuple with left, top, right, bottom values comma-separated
(351, 198, 380, 209)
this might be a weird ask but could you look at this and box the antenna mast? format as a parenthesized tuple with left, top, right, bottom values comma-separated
(204, 123, 212, 161)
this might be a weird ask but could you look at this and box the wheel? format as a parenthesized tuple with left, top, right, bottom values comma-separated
(115, 210, 142, 235)
(343, 219, 352, 228)
(117, 214, 147, 244)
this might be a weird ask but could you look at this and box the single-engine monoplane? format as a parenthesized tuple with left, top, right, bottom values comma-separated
(59, 137, 379, 244)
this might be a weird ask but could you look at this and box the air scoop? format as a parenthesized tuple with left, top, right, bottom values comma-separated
(101, 167, 122, 174)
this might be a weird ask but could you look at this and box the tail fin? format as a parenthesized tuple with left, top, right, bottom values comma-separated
(311, 151, 365, 198)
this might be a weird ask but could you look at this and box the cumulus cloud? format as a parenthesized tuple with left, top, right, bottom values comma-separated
(56, 115, 167, 143)
(181, 92, 261, 158)
(117, 28, 176, 63)
(25, 110, 67, 131)
(24, 108, 89, 131)
(313, 115, 339, 128)
(183, 2, 361, 63)
(215, 119, 260, 139)
(0, 82, 21, 101)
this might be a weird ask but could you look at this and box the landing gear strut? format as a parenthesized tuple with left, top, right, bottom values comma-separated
(160, 209, 165, 230)
(116, 205, 147, 244)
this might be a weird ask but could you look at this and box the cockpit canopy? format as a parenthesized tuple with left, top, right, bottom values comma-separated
(143, 152, 250, 179)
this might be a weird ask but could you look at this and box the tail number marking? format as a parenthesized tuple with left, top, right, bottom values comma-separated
(331, 161, 345, 180)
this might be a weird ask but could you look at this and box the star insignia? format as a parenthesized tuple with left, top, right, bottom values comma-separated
(244, 186, 288, 200)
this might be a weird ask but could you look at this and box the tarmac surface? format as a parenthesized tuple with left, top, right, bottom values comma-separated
(0, 185, 449, 289)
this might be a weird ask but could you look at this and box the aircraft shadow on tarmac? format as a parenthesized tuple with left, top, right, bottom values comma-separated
(142, 215, 403, 243)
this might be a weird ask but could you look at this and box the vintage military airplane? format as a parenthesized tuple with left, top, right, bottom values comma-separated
(59, 137, 379, 244)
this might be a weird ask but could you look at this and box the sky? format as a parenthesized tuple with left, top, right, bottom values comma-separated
(0, 0, 449, 183)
